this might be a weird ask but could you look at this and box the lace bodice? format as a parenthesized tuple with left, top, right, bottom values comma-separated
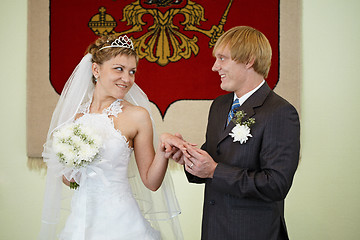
(78, 99, 124, 117)
(67, 98, 133, 186)
(59, 98, 160, 239)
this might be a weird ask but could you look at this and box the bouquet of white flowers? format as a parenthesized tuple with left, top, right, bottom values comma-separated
(52, 122, 103, 189)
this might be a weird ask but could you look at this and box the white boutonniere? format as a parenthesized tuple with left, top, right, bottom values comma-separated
(229, 111, 255, 144)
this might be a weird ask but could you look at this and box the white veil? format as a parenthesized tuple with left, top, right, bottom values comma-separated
(39, 54, 183, 239)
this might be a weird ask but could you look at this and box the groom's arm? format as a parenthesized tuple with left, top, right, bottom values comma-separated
(184, 98, 219, 184)
(185, 170, 207, 184)
(185, 168, 208, 184)
(184, 142, 209, 184)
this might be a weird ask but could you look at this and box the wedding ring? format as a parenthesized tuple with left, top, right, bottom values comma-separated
(189, 163, 194, 169)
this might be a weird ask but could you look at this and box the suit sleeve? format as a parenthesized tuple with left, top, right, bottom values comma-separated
(211, 103, 300, 202)
(185, 100, 216, 184)
(184, 141, 208, 184)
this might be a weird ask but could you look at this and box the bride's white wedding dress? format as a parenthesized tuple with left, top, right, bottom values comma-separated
(59, 99, 161, 240)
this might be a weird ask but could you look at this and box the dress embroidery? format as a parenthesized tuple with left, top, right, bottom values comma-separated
(59, 98, 160, 240)
(103, 99, 123, 117)
(78, 99, 123, 117)
(77, 99, 130, 149)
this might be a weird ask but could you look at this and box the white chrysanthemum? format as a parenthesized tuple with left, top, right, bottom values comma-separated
(78, 144, 96, 162)
(62, 147, 76, 167)
(72, 135, 82, 146)
(59, 124, 74, 138)
(80, 124, 94, 135)
(229, 124, 252, 144)
(55, 142, 69, 155)
(52, 122, 102, 168)
(52, 139, 62, 152)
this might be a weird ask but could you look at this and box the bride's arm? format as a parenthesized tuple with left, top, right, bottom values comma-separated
(133, 108, 184, 191)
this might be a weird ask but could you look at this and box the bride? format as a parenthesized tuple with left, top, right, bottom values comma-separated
(39, 34, 185, 239)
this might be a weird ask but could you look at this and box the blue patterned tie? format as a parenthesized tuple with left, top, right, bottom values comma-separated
(227, 98, 240, 126)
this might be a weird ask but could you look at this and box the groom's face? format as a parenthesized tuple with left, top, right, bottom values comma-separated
(212, 45, 248, 94)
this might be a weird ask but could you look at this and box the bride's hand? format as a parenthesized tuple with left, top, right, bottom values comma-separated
(160, 133, 195, 161)
(62, 175, 75, 186)
(160, 133, 186, 152)
(174, 133, 197, 147)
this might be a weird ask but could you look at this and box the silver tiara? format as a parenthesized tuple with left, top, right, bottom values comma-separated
(99, 35, 134, 51)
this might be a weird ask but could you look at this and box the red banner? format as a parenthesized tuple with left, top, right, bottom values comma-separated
(50, 0, 279, 117)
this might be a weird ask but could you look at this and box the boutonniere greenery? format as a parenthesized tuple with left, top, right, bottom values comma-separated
(229, 111, 255, 144)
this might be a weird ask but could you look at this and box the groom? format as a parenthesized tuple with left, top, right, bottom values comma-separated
(172, 26, 300, 240)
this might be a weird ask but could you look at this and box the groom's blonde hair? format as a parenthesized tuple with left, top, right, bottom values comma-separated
(213, 26, 272, 78)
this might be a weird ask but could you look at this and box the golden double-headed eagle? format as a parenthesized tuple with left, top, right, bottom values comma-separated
(88, 0, 233, 66)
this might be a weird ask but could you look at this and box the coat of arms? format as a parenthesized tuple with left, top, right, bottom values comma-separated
(50, 0, 279, 116)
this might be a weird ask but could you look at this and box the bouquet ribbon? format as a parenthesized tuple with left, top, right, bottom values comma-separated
(61, 158, 111, 187)
(61, 158, 113, 239)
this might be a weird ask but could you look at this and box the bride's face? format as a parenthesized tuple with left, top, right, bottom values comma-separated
(93, 54, 137, 99)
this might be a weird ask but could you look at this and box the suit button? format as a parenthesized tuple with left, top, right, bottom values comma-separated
(209, 200, 215, 205)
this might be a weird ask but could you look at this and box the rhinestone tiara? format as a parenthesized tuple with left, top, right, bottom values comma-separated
(99, 35, 134, 51)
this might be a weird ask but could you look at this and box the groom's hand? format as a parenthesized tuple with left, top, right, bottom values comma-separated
(183, 145, 218, 178)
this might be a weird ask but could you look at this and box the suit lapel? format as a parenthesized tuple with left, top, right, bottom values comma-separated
(217, 83, 272, 146)
(219, 93, 234, 129)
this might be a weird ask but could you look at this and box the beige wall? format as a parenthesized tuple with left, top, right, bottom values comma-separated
(286, 0, 360, 239)
(1, 0, 360, 239)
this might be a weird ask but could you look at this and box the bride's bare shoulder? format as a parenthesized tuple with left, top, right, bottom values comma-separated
(121, 100, 150, 121)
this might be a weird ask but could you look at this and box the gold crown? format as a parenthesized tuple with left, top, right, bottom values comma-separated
(99, 35, 134, 51)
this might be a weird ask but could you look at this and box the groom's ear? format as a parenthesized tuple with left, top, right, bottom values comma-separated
(245, 57, 255, 69)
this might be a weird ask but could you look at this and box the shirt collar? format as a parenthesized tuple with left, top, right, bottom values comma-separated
(234, 80, 265, 105)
